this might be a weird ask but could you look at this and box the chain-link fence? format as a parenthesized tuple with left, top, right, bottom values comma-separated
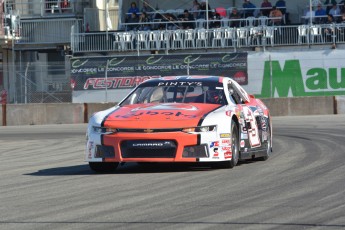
(5, 61, 71, 104)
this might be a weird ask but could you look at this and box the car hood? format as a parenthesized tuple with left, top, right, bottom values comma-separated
(102, 103, 222, 129)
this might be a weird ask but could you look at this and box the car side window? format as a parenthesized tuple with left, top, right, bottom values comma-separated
(228, 84, 243, 104)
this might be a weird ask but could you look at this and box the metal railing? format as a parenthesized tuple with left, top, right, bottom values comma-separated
(16, 18, 82, 44)
(4, 0, 81, 18)
(71, 23, 345, 54)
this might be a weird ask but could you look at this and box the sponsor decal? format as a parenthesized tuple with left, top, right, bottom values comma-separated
(224, 152, 232, 159)
(240, 140, 245, 148)
(114, 110, 197, 119)
(129, 141, 175, 148)
(225, 110, 232, 117)
(261, 117, 267, 132)
(221, 138, 231, 145)
(157, 81, 202, 86)
(88, 141, 94, 159)
(222, 146, 231, 151)
(210, 141, 220, 148)
(241, 133, 248, 139)
(213, 148, 219, 158)
(220, 133, 231, 138)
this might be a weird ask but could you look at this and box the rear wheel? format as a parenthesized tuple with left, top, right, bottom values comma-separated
(89, 162, 119, 173)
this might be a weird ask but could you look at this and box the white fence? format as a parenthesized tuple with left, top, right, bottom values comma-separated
(71, 23, 345, 54)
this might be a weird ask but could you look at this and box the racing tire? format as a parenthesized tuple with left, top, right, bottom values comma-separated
(257, 125, 271, 161)
(216, 122, 239, 169)
(89, 162, 119, 173)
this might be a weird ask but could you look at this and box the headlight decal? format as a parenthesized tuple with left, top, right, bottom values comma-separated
(182, 125, 217, 133)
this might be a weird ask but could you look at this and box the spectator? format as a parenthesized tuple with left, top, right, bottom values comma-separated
(126, 12, 139, 31)
(328, 3, 341, 21)
(269, 6, 283, 25)
(128, 2, 139, 16)
(341, 2, 345, 21)
(261, 0, 272, 17)
(324, 14, 335, 45)
(275, 0, 286, 14)
(179, 9, 195, 29)
(190, 0, 201, 18)
(138, 12, 151, 31)
(199, 0, 212, 19)
(163, 13, 178, 30)
(304, 5, 315, 24)
(242, 0, 257, 17)
(339, 0, 345, 11)
(209, 12, 221, 28)
(141, 1, 154, 20)
(229, 7, 242, 27)
(315, 4, 327, 23)
(324, 0, 337, 14)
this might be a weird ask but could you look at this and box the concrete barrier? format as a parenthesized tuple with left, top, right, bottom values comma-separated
(0, 96, 342, 126)
(335, 96, 345, 114)
(86, 103, 117, 122)
(5, 103, 84, 126)
(261, 96, 335, 116)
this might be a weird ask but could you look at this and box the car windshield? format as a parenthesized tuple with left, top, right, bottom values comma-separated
(120, 83, 226, 105)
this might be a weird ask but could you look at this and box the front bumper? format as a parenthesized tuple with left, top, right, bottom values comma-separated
(86, 131, 217, 162)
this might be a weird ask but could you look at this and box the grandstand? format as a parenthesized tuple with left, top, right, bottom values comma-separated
(0, 0, 344, 103)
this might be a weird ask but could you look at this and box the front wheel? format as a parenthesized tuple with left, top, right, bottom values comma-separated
(89, 162, 119, 173)
(216, 122, 239, 169)
(258, 125, 271, 161)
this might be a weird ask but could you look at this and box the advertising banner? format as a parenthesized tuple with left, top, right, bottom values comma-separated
(246, 50, 345, 98)
(70, 53, 248, 93)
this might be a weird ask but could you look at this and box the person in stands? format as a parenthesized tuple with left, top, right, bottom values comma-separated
(341, 1, 345, 22)
(315, 4, 327, 24)
(324, 0, 338, 14)
(275, 0, 286, 14)
(179, 9, 195, 29)
(126, 12, 139, 31)
(127, 2, 139, 19)
(229, 7, 242, 27)
(242, 0, 257, 17)
(190, 0, 201, 19)
(141, 1, 154, 20)
(138, 12, 151, 31)
(328, 3, 341, 21)
(199, 0, 212, 19)
(269, 6, 283, 25)
(261, 0, 272, 17)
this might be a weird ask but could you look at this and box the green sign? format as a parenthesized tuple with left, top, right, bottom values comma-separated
(259, 60, 345, 98)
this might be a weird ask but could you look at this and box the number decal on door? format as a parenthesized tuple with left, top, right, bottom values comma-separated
(242, 106, 261, 147)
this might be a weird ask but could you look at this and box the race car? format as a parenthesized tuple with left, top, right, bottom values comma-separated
(85, 75, 272, 172)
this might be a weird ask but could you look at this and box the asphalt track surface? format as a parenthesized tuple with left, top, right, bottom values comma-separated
(0, 115, 345, 230)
